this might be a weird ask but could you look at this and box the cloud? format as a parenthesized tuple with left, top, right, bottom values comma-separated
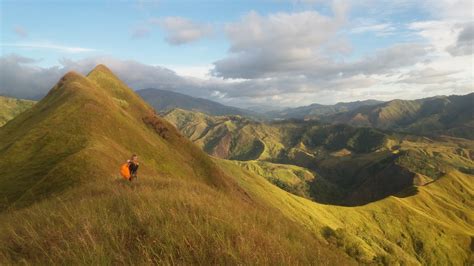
(399, 68, 459, 84)
(130, 27, 151, 39)
(351, 23, 396, 36)
(1, 42, 96, 53)
(13, 26, 28, 38)
(153, 17, 213, 45)
(447, 22, 474, 56)
(212, 5, 348, 79)
(0, 55, 62, 99)
(0, 55, 213, 101)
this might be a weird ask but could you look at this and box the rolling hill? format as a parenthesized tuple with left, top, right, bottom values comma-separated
(0, 65, 351, 264)
(165, 109, 474, 205)
(0, 66, 472, 265)
(0, 96, 36, 126)
(136, 88, 254, 117)
(164, 108, 474, 264)
(326, 93, 474, 139)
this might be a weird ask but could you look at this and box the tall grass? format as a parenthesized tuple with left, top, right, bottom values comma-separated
(0, 176, 352, 265)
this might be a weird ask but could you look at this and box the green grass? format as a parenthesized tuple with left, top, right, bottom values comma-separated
(222, 160, 474, 265)
(0, 176, 353, 265)
(0, 96, 36, 127)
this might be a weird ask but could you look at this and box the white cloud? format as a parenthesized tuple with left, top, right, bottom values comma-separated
(212, 5, 348, 79)
(351, 23, 396, 36)
(1, 42, 96, 53)
(153, 17, 213, 45)
(447, 22, 474, 56)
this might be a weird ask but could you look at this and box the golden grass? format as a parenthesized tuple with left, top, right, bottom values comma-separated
(0, 176, 353, 265)
(221, 159, 474, 265)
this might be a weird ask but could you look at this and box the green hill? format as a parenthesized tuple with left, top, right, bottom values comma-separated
(0, 65, 351, 264)
(137, 88, 255, 117)
(164, 108, 474, 264)
(328, 93, 474, 139)
(0, 96, 36, 126)
(165, 109, 474, 206)
(268, 100, 382, 120)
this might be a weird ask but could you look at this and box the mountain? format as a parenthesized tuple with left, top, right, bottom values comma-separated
(0, 66, 472, 265)
(267, 100, 383, 119)
(0, 96, 36, 126)
(136, 88, 254, 117)
(327, 93, 474, 139)
(164, 108, 474, 264)
(164, 108, 474, 203)
(0, 65, 351, 264)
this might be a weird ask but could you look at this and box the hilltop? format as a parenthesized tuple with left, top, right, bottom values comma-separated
(0, 96, 36, 126)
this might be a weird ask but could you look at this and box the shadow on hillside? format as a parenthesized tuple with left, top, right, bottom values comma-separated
(394, 186, 419, 198)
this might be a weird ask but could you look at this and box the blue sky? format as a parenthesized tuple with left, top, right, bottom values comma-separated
(1, 0, 473, 107)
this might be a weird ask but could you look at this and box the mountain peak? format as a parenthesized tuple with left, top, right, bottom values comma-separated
(87, 64, 113, 76)
(62, 70, 84, 81)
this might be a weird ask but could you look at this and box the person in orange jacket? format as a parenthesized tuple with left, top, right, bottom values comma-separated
(127, 154, 140, 181)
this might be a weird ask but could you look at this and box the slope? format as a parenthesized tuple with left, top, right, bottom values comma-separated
(137, 88, 254, 117)
(221, 161, 474, 265)
(165, 108, 474, 206)
(0, 96, 36, 126)
(329, 93, 474, 139)
(267, 100, 382, 120)
(0, 65, 352, 264)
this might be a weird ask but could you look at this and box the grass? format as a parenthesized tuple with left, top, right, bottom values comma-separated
(0, 96, 36, 127)
(222, 159, 474, 265)
(0, 176, 352, 265)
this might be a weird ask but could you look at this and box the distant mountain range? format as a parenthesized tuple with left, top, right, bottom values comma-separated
(326, 93, 474, 139)
(136, 88, 254, 116)
(267, 100, 383, 119)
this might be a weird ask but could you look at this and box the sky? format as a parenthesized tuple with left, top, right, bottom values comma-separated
(1, 0, 473, 108)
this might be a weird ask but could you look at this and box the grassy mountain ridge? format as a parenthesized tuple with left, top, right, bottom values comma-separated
(0, 65, 353, 264)
(137, 88, 254, 117)
(267, 100, 383, 119)
(328, 93, 474, 139)
(164, 108, 474, 206)
(164, 108, 474, 264)
(0, 96, 36, 126)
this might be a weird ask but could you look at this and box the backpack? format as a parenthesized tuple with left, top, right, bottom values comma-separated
(120, 163, 131, 180)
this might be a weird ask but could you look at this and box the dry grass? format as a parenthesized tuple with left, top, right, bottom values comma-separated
(0, 176, 353, 265)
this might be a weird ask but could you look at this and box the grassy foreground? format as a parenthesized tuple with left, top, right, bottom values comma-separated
(0, 176, 351, 265)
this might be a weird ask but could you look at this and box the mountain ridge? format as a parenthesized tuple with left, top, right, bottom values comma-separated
(0, 64, 354, 264)
(327, 92, 474, 139)
(137, 88, 255, 117)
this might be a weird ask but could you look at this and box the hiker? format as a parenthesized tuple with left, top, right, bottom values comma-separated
(127, 154, 139, 181)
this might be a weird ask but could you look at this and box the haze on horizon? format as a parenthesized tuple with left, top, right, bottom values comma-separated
(1, 0, 473, 108)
